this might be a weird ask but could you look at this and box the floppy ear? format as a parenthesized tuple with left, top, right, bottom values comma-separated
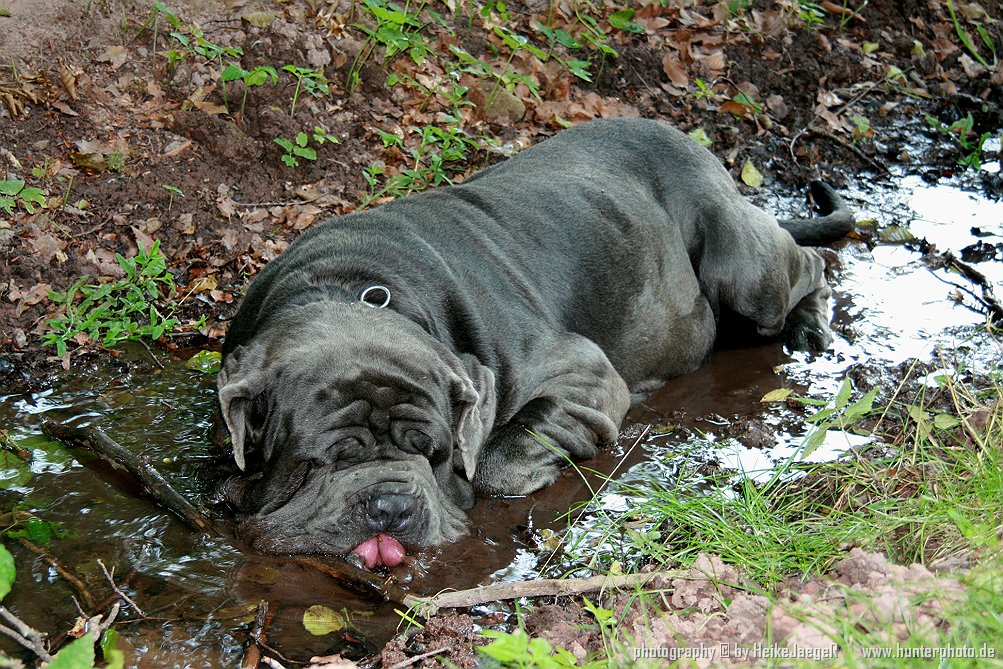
(451, 355, 496, 482)
(217, 342, 267, 471)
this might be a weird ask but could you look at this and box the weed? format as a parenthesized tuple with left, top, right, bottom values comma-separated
(282, 65, 330, 116)
(274, 127, 339, 168)
(797, 377, 879, 457)
(0, 179, 46, 215)
(837, 0, 869, 32)
(162, 184, 183, 212)
(479, 0, 510, 22)
(946, 0, 998, 69)
(42, 240, 193, 356)
(162, 47, 186, 82)
(220, 63, 278, 116)
(607, 8, 645, 35)
(448, 44, 541, 98)
(349, 0, 431, 92)
(360, 121, 483, 205)
(727, 0, 754, 16)
(693, 77, 716, 100)
(106, 151, 127, 172)
(169, 27, 243, 102)
(852, 113, 874, 142)
(149, 1, 182, 54)
(478, 628, 585, 668)
(797, 1, 827, 29)
(926, 113, 992, 171)
(4, 514, 66, 547)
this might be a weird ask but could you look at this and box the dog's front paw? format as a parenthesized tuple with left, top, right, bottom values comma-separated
(783, 322, 832, 352)
(472, 425, 571, 497)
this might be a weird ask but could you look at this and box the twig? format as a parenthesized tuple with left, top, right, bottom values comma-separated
(97, 559, 146, 617)
(0, 605, 53, 662)
(138, 339, 165, 369)
(297, 557, 414, 607)
(806, 124, 886, 172)
(385, 646, 450, 669)
(931, 251, 1003, 323)
(403, 570, 677, 619)
(240, 600, 272, 669)
(15, 537, 96, 610)
(41, 421, 217, 534)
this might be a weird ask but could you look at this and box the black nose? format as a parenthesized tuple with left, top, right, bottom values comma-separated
(365, 493, 416, 533)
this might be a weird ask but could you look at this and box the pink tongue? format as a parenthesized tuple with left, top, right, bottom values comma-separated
(352, 534, 406, 569)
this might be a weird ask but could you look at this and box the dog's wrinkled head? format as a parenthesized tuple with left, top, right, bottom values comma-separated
(215, 302, 496, 561)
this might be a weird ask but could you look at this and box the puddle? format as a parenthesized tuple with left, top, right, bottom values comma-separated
(1, 158, 1001, 665)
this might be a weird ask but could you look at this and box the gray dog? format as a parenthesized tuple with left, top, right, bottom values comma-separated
(215, 118, 853, 564)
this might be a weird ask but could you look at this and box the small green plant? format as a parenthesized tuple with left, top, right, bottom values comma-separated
(693, 77, 716, 100)
(4, 514, 66, 547)
(0, 179, 46, 214)
(162, 46, 186, 82)
(797, 0, 827, 28)
(727, 0, 754, 15)
(926, 113, 992, 171)
(945, 0, 998, 68)
(169, 27, 243, 103)
(796, 377, 879, 456)
(478, 628, 583, 668)
(360, 121, 483, 205)
(43, 240, 187, 356)
(607, 7, 645, 34)
(149, 0, 182, 54)
(448, 44, 541, 97)
(162, 184, 184, 212)
(851, 113, 873, 142)
(274, 127, 339, 168)
(282, 65, 330, 116)
(220, 63, 278, 115)
(349, 0, 431, 92)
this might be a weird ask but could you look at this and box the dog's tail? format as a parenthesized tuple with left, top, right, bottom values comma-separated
(778, 181, 855, 246)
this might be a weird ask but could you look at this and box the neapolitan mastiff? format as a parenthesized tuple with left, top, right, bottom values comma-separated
(215, 118, 853, 565)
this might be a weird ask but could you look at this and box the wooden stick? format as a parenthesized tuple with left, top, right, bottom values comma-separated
(42, 421, 216, 534)
(297, 557, 415, 607)
(403, 570, 677, 619)
(16, 537, 96, 611)
(240, 600, 271, 669)
(0, 605, 53, 662)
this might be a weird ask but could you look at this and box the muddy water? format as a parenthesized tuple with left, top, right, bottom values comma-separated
(1, 163, 1000, 666)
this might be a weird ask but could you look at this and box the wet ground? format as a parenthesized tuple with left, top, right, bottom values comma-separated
(1, 147, 1000, 665)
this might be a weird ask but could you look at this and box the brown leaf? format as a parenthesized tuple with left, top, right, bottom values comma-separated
(27, 233, 63, 263)
(185, 275, 219, 295)
(718, 100, 754, 119)
(131, 226, 155, 253)
(661, 52, 689, 88)
(58, 60, 79, 100)
(96, 45, 130, 70)
(698, 49, 727, 74)
(85, 248, 125, 277)
(766, 94, 789, 119)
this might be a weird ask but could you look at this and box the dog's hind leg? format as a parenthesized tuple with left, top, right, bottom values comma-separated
(472, 334, 630, 496)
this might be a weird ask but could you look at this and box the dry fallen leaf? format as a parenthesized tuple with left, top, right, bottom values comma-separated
(96, 45, 130, 70)
(740, 159, 764, 188)
(661, 51, 689, 88)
